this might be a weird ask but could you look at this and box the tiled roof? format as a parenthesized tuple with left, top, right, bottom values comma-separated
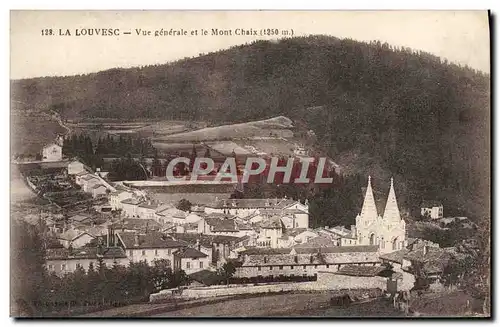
(110, 218, 161, 231)
(57, 229, 88, 241)
(241, 247, 292, 255)
(335, 264, 386, 277)
(421, 200, 443, 207)
(117, 231, 188, 249)
(121, 197, 145, 205)
(294, 236, 338, 248)
(174, 247, 208, 259)
(206, 198, 298, 209)
(138, 202, 160, 209)
(46, 246, 127, 260)
(241, 246, 380, 267)
(92, 184, 106, 190)
(205, 217, 238, 232)
(69, 214, 91, 222)
(260, 216, 282, 229)
(293, 245, 379, 254)
(169, 233, 240, 248)
(379, 249, 408, 264)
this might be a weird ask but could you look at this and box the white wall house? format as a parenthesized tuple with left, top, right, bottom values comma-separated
(116, 231, 187, 266)
(421, 201, 444, 219)
(42, 143, 62, 162)
(68, 160, 86, 175)
(110, 190, 135, 211)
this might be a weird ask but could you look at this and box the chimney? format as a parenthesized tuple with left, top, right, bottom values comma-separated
(134, 234, 140, 247)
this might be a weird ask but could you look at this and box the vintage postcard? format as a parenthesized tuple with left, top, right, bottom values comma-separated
(10, 10, 491, 318)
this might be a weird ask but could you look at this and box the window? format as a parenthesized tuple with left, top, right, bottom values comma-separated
(294, 256, 298, 263)
(309, 256, 313, 263)
(76, 263, 82, 269)
(314, 265, 318, 269)
(48, 264, 54, 270)
(269, 266, 273, 270)
(258, 266, 262, 271)
(129, 250, 133, 257)
(326, 265, 330, 268)
(303, 265, 306, 269)
(142, 250, 146, 256)
(61, 264, 66, 271)
(186, 262, 191, 269)
(264, 256, 268, 263)
(290, 266, 294, 269)
(166, 259, 171, 266)
(279, 265, 283, 270)
(199, 262, 203, 269)
(155, 249, 159, 256)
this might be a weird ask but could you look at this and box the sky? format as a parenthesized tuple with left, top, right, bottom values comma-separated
(10, 10, 490, 79)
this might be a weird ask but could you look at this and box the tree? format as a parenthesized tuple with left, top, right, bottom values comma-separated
(176, 199, 192, 212)
(11, 220, 47, 316)
(217, 261, 239, 285)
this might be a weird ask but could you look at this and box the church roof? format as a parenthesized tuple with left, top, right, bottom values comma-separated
(359, 176, 378, 220)
(383, 178, 401, 221)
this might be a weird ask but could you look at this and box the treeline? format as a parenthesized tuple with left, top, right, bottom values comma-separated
(39, 259, 188, 315)
(62, 133, 156, 171)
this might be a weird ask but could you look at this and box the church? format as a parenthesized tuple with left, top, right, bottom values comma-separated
(355, 176, 406, 253)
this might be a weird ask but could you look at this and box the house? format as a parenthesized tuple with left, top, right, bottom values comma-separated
(235, 245, 380, 279)
(154, 206, 187, 225)
(42, 143, 62, 162)
(256, 216, 283, 248)
(67, 160, 86, 175)
(204, 198, 308, 218)
(115, 231, 188, 266)
(91, 184, 108, 198)
(82, 176, 101, 192)
(137, 202, 159, 220)
(261, 208, 309, 229)
(421, 201, 444, 219)
(45, 247, 128, 276)
(379, 239, 456, 291)
(110, 189, 135, 211)
(120, 197, 145, 218)
(110, 218, 161, 233)
(56, 229, 95, 249)
(197, 214, 240, 236)
(68, 214, 92, 225)
(173, 247, 210, 275)
(324, 226, 358, 246)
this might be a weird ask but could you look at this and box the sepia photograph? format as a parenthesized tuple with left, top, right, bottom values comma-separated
(9, 10, 491, 318)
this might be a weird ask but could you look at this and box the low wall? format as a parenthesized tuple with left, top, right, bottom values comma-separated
(316, 271, 387, 290)
(150, 273, 388, 303)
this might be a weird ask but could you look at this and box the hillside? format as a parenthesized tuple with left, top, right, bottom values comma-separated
(10, 35, 490, 219)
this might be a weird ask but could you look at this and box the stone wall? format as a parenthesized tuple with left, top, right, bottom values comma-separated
(150, 272, 387, 303)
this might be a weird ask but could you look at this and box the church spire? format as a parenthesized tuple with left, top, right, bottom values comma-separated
(360, 176, 378, 221)
(383, 177, 401, 221)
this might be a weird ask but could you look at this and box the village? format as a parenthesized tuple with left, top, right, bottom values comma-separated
(10, 135, 484, 317)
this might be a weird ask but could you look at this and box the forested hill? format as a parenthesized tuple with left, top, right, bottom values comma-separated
(11, 35, 490, 219)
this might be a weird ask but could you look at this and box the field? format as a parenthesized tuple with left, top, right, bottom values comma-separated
(155, 116, 294, 143)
